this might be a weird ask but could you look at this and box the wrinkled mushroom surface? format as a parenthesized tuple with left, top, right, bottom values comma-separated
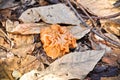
(40, 24, 77, 59)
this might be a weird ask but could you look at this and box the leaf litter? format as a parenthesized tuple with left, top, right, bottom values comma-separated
(20, 50, 105, 80)
(0, 0, 120, 80)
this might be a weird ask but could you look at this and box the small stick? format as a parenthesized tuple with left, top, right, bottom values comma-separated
(66, 0, 89, 28)
(96, 12, 120, 19)
(71, 0, 96, 27)
(65, 0, 120, 48)
(81, 12, 120, 19)
(91, 28, 120, 48)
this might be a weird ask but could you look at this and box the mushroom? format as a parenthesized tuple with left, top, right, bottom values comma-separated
(40, 24, 77, 59)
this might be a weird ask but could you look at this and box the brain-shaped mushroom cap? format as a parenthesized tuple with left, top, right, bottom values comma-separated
(40, 24, 77, 59)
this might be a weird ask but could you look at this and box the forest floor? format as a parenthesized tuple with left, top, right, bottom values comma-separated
(0, 0, 120, 80)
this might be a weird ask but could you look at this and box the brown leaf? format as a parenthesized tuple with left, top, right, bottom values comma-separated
(101, 75, 120, 80)
(11, 23, 49, 35)
(0, 55, 44, 79)
(0, 9, 12, 20)
(37, 0, 48, 6)
(8, 33, 34, 48)
(104, 33, 120, 43)
(78, 0, 120, 24)
(102, 54, 118, 66)
(101, 20, 120, 36)
(0, 28, 11, 48)
(0, 64, 14, 80)
(11, 44, 35, 57)
(0, 37, 10, 49)
(77, 0, 119, 16)
(18, 55, 44, 74)
(6, 19, 49, 35)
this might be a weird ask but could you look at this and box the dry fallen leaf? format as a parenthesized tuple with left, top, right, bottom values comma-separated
(0, 64, 14, 80)
(18, 55, 44, 74)
(10, 23, 49, 35)
(20, 70, 39, 80)
(20, 70, 66, 80)
(102, 55, 118, 66)
(12, 70, 22, 79)
(0, 55, 44, 79)
(37, 0, 48, 6)
(19, 3, 81, 25)
(68, 25, 90, 39)
(6, 19, 50, 35)
(0, 50, 7, 59)
(8, 33, 34, 48)
(20, 50, 105, 80)
(0, 37, 10, 49)
(0, 28, 11, 49)
(0, 9, 12, 19)
(101, 20, 120, 36)
(11, 44, 35, 57)
(77, 0, 119, 16)
(6, 19, 19, 32)
(40, 24, 77, 59)
(104, 33, 120, 43)
(0, 0, 19, 9)
(6, 19, 90, 39)
(101, 75, 120, 80)
(90, 33, 112, 53)
(77, 0, 120, 24)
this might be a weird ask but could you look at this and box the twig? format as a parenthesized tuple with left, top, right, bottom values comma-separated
(97, 12, 120, 19)
(0, 45, 8, 52)
(91, 28, 120, 48)
(66, 0, 89, 28)
(71, 0, 96, 27)
(65, 0, 120, 48)
(80, 12, 120, 20)
(71, 1, 120, 20)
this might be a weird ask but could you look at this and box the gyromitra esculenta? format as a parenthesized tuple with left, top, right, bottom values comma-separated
(40, 24, 77, 59)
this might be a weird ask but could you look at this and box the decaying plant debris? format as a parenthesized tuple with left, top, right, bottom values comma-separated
(0, 0, 120, 80)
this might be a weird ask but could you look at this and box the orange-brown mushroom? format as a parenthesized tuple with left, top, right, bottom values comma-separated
(40, 24, 77, 59)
